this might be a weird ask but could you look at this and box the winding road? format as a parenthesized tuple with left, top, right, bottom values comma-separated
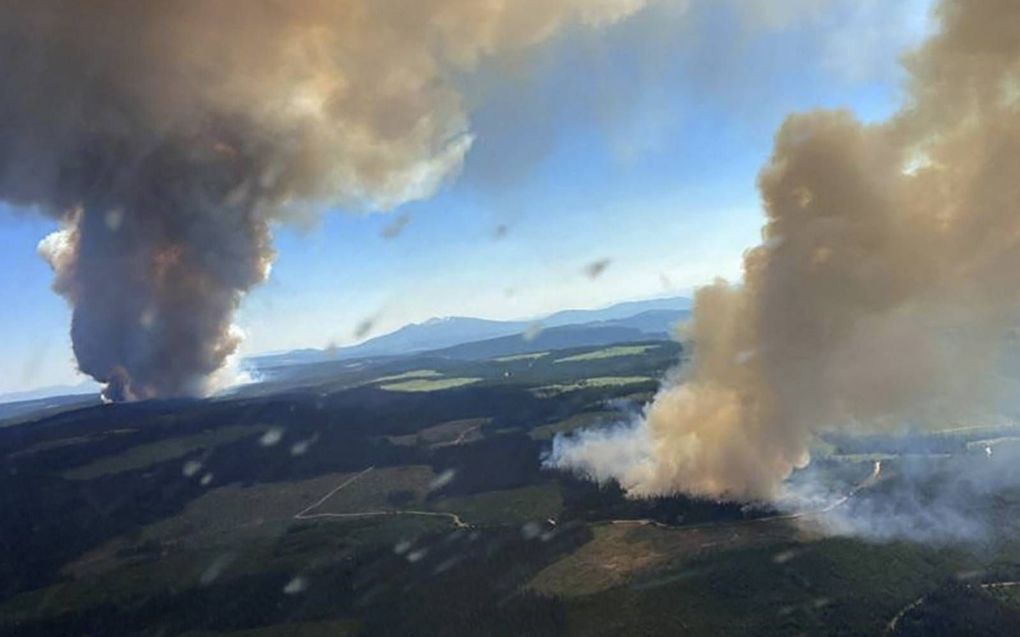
(294, 466, 377, 519)
(884, 595, 925, 635)
(884, 580, 1020, 635)
(301, 460, 882, 535)
(293, 465, 469, 528)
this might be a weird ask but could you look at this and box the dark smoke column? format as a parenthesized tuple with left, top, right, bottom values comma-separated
(0, 2, 295, 401)
(0, 0, 644, 401)
(41, 142, 274, 401)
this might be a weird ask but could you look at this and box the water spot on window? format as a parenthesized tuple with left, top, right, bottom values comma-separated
(429, 469, 456, 492)
(283, 576, 307, 595)
(583, 258, 612, 279)
(259, 427, 283, 447)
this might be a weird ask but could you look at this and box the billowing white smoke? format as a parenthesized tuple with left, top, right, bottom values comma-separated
(548, 0, 1020, 501)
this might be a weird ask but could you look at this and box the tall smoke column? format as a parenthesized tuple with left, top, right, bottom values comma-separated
(549, 0, 1020, 500)
(0, 1, 645, 401)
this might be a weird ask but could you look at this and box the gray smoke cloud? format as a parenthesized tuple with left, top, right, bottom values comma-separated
(0, 0, 646, 401)
(549, 0, 1020, 501)
(779, 431, 1020, 544)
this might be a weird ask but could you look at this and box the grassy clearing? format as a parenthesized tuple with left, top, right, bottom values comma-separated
(494, 352, 549, 362)
(388, 418, 488, 447)
(65, 472, 359, 575)
(311, 465, 437, 514)
(554, 345, 659, 364)
(379, 377, 481, 392)
(528, 518, 803, 598)
(560, 537, 976, 636)
(62, 466, 440, 585)
(64, 425, 262, 480)
(148, 473, 354, 537)
(370, 369, 441, 384)
(434, 483, 563, 526)
(282, 514, 452, 551)
(532, 376, 653, 397)
(385, 432, 420, 447)
(7, 514, 443, 629)
(529, 411, 616, 441)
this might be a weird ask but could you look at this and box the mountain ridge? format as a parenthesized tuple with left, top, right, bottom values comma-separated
(2, 296, 692, 404)
(249, 295, 691, 368)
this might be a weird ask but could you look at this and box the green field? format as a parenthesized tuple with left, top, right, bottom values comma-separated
(494, 352, 549, 362)
(308, 465, 437, 514)
(554, 345, 660, 364)
(378, 377, 481, 392)
(556, 537, 976, 636)
(533, 376, 654, 397)
(529, 411, 616, 441)
(387, 418, 487, 447)
(370, 369, 442, 383)
(64, 425, 261, 480)
(434, 483, 563, 526)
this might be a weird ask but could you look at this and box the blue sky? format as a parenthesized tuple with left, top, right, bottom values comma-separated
(0, 0, 934, 394)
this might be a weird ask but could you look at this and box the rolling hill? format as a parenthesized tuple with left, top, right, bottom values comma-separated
(248, 296, 691, 369)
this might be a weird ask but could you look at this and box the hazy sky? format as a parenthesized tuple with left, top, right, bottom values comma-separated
(0, 0, 933, 394)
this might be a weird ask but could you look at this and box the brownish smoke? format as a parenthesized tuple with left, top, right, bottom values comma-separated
(550, 0, 1020, 500)
(0, 0, 644, 401)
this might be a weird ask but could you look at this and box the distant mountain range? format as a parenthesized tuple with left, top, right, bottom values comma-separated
(0, 296, 692, 406)
(0, 380, 100, 407)
(250, 296, 691, 369)
(0, 391, 100, 423)
(430, 322, 662, 361)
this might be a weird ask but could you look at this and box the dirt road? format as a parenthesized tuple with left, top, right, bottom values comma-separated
(294, 465, 469, 528)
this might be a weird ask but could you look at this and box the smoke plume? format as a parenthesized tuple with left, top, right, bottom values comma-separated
(0, 1, 644, 401)
(549, 0, 1020, 500)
